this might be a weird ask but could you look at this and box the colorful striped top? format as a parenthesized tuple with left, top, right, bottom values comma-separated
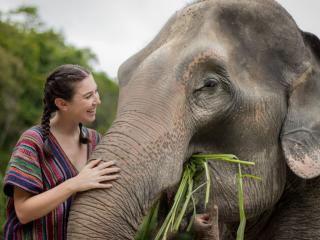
(3, 125, 101, 240)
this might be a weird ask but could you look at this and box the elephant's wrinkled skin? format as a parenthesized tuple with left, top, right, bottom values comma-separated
(67, 0, 320, 239)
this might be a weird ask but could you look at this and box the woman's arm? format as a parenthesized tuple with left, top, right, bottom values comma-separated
(14, 178, 76, 224)
(14, 159, 120, 224)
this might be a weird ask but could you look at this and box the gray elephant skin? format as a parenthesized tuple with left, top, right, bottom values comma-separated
(67, 0, 320, 239)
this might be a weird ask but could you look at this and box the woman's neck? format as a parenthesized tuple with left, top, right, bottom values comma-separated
(50, 113, 80, 137)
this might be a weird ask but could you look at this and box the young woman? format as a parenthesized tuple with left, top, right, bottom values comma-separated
(3, 64, 120, 239)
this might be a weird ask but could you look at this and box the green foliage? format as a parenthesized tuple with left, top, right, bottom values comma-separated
(0, 6, 119, 234)
(137, 154, 261, 240)
(136, 201, 160, 240)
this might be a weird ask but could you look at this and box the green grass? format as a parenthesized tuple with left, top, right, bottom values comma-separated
(135, 154, 261, 240)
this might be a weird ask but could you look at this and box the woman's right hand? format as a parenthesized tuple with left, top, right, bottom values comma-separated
(68, 158, 120, 193)
(13, 158, 120, 224)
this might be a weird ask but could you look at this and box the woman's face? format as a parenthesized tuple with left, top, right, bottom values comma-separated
(67, 74, 101, 124)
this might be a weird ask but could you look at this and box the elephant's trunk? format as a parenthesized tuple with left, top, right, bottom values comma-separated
(67, 115, 189, 239)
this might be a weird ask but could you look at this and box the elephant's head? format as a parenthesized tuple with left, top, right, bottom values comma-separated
(68, 0, 320, 238)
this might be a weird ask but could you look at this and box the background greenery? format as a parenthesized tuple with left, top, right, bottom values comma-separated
(0, 6, 119, 234)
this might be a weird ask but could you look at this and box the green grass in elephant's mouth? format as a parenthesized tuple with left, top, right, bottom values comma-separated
(135, 154, 261, 240)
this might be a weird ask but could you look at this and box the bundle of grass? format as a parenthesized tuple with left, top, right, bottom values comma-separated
(135, 154, 261, 240)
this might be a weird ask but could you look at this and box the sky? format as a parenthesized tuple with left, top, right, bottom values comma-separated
(1, 0, 319, 78)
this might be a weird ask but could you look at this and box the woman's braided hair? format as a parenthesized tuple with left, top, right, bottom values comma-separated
(41, 64, 91, 156)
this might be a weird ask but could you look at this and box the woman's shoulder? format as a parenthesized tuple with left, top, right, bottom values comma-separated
(83, 126, 101, 145)
(84, 127, 101, 139)
(17, 125, 44, 147)
(5, 125, 45, 197)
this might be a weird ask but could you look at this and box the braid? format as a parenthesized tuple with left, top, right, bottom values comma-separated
(79, 123, 91, 144)
(41, 64, 92, 153)
(41, 102, 53, 157)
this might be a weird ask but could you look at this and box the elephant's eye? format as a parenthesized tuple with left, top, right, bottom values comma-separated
(203, 78, 219, 88)
(194, 77, 221, 93)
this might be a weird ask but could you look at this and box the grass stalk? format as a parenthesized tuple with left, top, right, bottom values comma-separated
(137, 154, 260, 240)
(204, 161, 210, 208)
(236, 164, 246, 240)
(192, 155, 254, 166)
(173, 175, 193, 231)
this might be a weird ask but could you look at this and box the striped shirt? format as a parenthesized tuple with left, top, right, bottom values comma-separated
(3, 125, 101, 240)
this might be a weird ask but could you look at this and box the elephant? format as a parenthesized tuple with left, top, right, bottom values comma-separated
(67, 0, 320, 239)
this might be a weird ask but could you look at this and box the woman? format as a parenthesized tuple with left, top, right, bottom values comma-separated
(3, 64, 120, 239)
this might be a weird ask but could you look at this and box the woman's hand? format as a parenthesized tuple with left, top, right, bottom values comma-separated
(13, 158, 120, 224)
(68, 158, 120, 193)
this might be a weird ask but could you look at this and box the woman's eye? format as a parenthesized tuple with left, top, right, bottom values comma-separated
(203, 78, 219, 88)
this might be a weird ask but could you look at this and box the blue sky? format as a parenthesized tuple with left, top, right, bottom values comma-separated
(1, 0, 319, 78)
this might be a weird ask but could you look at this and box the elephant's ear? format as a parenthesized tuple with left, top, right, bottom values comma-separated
(281, 31, 320, 179)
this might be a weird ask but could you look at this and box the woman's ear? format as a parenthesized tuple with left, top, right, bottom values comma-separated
(54, 98, 68, 111)
(281, 32, 320, 179)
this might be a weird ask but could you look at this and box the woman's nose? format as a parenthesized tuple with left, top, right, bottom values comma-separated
(96, 96, 101, 105)
(94, 92, 101, 105)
